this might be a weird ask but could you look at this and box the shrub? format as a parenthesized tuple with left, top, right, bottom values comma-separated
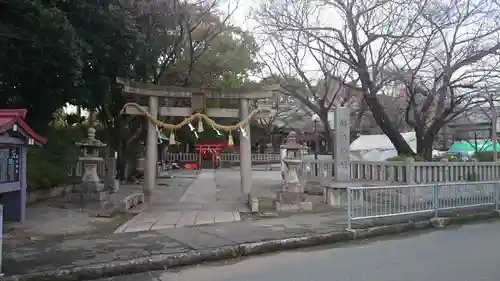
(434, 155, 461, 162)
(386, 155, 425, 161)
(26, 125, 86, 190)
(473, 151, 499, 162)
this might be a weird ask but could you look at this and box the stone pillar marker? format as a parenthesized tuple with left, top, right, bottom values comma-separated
(334, 107, 350, 181)
(275, 131, 313, 212)
(325, 107, 352, 206)
(72, 127, 107, 203)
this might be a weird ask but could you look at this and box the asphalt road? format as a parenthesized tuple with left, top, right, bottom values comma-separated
(100, 220, 500, 281)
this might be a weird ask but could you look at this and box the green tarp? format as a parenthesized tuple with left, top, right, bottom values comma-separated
(448, 140, 500, 153)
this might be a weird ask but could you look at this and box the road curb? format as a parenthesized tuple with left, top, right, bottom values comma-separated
(4, 211, 499, 281)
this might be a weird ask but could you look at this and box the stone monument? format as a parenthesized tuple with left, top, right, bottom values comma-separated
(275, 131, 313, 212)
(71, 127, 107, 203)
(334, 107, 351, 181)
(325, 107, 353, 206)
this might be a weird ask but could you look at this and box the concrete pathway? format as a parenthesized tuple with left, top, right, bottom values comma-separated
(115, 170, 241, 233)
(178, 170, 216, 203)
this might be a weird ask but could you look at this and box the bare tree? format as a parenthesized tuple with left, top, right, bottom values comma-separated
(388, 0, 500, 158)
(254, 0, 500, 159)
(253, 0, 424, 155)
(246, 92, 305, 152)
(359, 92, 411, 134)
(253, 1, 365, 154)
(254, 93, 302, 134)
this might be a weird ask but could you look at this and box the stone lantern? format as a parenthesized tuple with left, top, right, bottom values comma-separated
(275, 131, 313, 212)
(284, 131, 302, 160)
(72, 127, 107, 203)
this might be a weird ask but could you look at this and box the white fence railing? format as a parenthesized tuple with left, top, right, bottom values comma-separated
(68, 153, 500, 184)
(300, 159, 500, 184)
(347, 181, 499, 229)
(67, 153, 282, 177)
(164, 153, 281, 164)
(165, 153, 197, 162)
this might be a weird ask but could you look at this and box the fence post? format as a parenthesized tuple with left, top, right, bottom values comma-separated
(280, 146, 286, 184)
(347, 187, 352, 230)
(432, 184, 440, 217)
(403, 158, 414, 207)
(495, 181, 499, 211)
(404, 158, 414, 185)
(267, 153, 271, 170)
(496, 161, 500, 181)
(472, 159, 479, 181)
(440, 158, 449, 182)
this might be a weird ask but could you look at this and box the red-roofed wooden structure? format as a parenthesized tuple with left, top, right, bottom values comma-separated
(0, 109, 47, 222)
(0, 109, 47, 145)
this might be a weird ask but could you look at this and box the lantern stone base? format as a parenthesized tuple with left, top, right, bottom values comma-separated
(69, 181, 107, 203)
(275, 191, 313, 212)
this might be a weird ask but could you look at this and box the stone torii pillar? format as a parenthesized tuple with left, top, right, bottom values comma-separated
(239, 98, 253, 206)
(145, 96, 159, 196)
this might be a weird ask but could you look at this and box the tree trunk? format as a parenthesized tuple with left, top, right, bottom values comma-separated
(415, 129, 426, 159)
(364, 94, 415, 155)
(117, 140, 127, 181)
(320, 113, 334, 158)
(352, 99, 367, 136)
(418, 135, 434, 160)
(419, 127, 441, 160)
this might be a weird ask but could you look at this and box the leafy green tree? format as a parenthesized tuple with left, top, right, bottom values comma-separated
(2, 0, 263, 181)
(0, 0, 82, 131)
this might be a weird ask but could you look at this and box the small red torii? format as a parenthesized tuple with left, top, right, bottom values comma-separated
(195, 144, 222, 168)
(189, 140, 240, 169)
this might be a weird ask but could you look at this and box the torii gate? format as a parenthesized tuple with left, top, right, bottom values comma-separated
(116, 78, 278, 208)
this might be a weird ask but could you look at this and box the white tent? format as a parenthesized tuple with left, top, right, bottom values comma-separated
(350, 132, 417, 161)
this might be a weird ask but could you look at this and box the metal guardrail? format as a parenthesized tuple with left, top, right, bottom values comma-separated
(347, 181, 500, 230)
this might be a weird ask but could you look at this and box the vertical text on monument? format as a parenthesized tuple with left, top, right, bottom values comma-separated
(334, 107, 350, 181)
